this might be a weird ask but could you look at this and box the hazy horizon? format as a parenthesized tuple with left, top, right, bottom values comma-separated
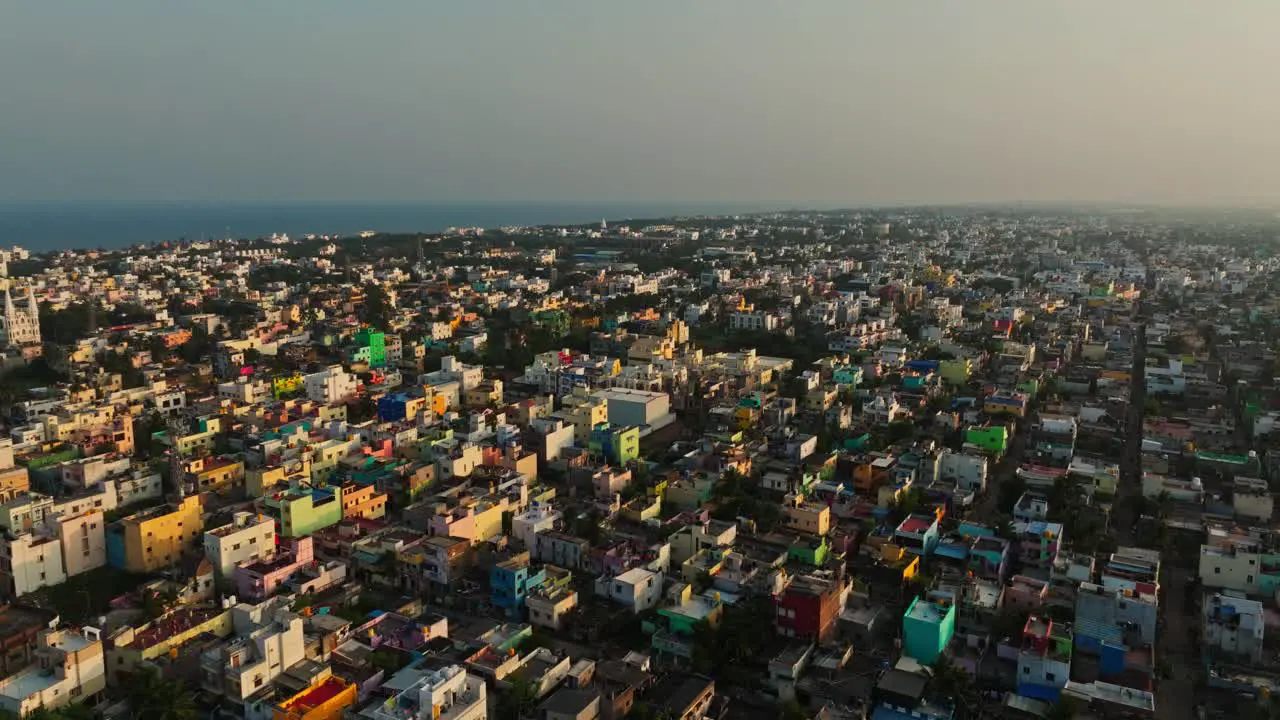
(3, 1, 1279, 207)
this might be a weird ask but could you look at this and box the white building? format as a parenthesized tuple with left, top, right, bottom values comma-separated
(728, 311, 780, 332)
(365, 664, 487, 720)
(595, 567, 662, 614)
(1204, 593, 1264, 664)
(304, 365, 359, 404)
(511, 505, 562, 550)
(0, 288, 41, 349)
(0, 627, 105, 717)
(203, 512, 277, 579)
(0, 533, 66, 597)
(201, 599, 306, 702)
(53, 511, 107, 579)
(933, 451, 988, 493)
(218, 378, 271, 405)
(592, 388, 674, 430)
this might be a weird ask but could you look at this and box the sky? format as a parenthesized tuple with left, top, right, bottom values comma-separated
(2, 1, 1278, 207)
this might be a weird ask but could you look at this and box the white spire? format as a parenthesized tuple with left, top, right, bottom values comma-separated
(3, 288, 13, 318)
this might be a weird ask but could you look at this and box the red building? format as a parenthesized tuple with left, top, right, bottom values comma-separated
(774, 571, 844, 641)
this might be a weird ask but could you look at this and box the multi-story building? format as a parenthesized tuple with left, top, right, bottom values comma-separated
(203, 511, 277, 580)
(303, 365, 359, 404)
(1204, 593, 1264, 664)
(339, 483, 388, 521)
(53, 510, 107, 579)
(526, 586, 578, 633)
(236, 536, 315, 600)
(902, 590, 956, 664)
(1232, 476, 1274, 522)
(774, 571, 844, 642)
(259, 485, 343, 538)
(894, 514, 941, 557)
(491, 553, 547, 619)
(1015, 520, 1063, 580)
(1016, 615, 1073, 702)
(1074, 581, 1157, 654)
(0, 532, 65, 597)
(1030, 415, 1077, 466)
(595, 568, 662, 614)
(106, 495, 204, 573)
(201, 598, 306, 703)
(933, 451, 988, 493)
(0, 288, 41, 350)
(364, 665, 487, 720)
(0, 627, 104, 717)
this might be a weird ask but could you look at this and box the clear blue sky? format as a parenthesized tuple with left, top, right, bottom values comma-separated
(2, 1, 1277, 206)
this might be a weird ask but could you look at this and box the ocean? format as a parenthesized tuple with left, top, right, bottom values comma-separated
(0, 202, 776, 252)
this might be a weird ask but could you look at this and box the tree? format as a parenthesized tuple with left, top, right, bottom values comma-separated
(929, 657, 979, 719)
(128, 669, 199, 720)
(362, 282, 394, 329)
(496, 676, 538, 720)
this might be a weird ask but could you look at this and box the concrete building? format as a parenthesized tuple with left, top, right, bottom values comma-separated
(203, 512, 277, 580)
(1017, 615, 1073, 702)
(933, 451, 988, 493)
(107, 495, 204, 574)
(260, 485, 343, 538)
(200, 598, 306, 702)
(0, 533, 65, 598)
(526, 586, 578, 633)
(1204, 593, 1264, 664)
(0, 627, 104, 717)
(591, 388, 674, 430)
(364, 664, 486, 720)
(52, 510, 107, 579)
(595, 568, 662, 614)
(1232, 476, 1273, 522)
(902, 590, 955, 664)
(304, 365, 359, 404)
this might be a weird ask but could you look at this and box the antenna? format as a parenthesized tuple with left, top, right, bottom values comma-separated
(165, 414, 189, 501)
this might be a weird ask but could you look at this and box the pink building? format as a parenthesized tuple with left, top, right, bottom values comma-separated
(235, 536, 314, 600)
(1003, 574, 1050, 613)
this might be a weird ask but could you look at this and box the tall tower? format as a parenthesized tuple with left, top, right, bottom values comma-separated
(0, 286, 40, 349)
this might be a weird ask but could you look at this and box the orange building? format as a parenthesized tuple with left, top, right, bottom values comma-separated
(273, 677, 356, 720)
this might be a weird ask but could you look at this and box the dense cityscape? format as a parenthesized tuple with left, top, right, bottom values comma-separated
(0, 207, 1277, 720)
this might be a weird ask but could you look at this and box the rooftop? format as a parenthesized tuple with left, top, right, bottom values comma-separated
(280, 676, 350, 712)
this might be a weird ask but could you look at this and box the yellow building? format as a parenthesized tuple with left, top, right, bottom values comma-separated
(117, 495, 203, 573)
(188, 456, 245, 495)
(273, 676, 357, 720)
(246, 459, 312, 498)
(106, 607, 233, 685)
(557, 390, 609, 443)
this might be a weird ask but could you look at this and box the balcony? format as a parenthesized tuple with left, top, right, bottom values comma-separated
(651, 629, 694, 659)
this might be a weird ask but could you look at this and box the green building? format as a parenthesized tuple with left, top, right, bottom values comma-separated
(788, 535, 830, 566)
(965, 425, 1009, 454)
(903, 590, 956, 664)
(352, 328, 387, 368)
(262, 485, 344, 537)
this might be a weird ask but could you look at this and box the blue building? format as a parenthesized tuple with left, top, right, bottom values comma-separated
(491, 554, 547, 619)
(377, 393, 414, 422)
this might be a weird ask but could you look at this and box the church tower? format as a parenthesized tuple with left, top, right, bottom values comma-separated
(0, 286, 41, 349)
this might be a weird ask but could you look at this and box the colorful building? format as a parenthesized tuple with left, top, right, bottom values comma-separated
(774, 572, 842, 642)
(589, 424, 640, 465)
(965, 425, 1009, 454)
(107, 495, 204, 573)
(351, 328, 387, 368)
(1016, 615, 1073, 701)
(260, 485, 343, 538)
(903, 590, 956, 664)
(491, 553, 548, 619)
(273, 676, 357, 720)
(272, 373, 305, 399)
(894, 514, 941, 557)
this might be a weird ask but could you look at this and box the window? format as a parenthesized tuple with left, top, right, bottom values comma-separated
(1215, 567, 1221, 574)
(233, 544, 241, 551)
(1248, 575, 1255, 583)
(1046, 673, 1056, 682)
(249, 537, 257, 545)
(1023, 667, 1030, 675)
